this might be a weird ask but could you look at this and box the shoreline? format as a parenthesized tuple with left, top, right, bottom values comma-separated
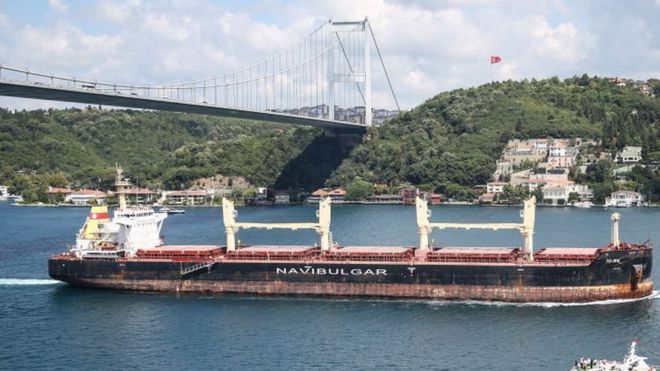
(6, 201, 657, 209)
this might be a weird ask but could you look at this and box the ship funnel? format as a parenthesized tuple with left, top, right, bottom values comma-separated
(611, 213, 621, 248)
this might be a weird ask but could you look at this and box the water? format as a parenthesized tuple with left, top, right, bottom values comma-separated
(0, 201, 658, 370)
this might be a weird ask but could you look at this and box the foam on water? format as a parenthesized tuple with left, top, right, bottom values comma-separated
(0, 278, 62, 286)
(420, 290, 660, 308)
(189, 290, 660, 308)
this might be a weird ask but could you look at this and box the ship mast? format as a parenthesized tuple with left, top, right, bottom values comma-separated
(416, 196, 537, 261)
(114, 164, 130, 211)
(611, 213, 621, 248)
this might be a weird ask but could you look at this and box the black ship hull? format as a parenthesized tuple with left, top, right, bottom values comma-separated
(49, 248, 653, 302)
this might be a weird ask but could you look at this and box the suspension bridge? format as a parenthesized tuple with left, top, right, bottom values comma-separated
(0, 18, 399, 131)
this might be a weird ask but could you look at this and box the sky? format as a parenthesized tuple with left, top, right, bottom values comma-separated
(0, 0, 659, 111)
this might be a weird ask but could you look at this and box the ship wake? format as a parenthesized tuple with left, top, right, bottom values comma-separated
(421, 290, 660, 308)
(0, 278, 62, 286)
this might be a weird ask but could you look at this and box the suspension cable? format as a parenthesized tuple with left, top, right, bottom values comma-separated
(367, 21, 400, 111)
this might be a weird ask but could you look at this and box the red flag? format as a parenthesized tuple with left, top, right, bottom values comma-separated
(490, 56, 502, 64)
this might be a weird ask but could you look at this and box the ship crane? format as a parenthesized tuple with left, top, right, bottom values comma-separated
(222, 197, 332, 252)
(416, 196, 537, 261)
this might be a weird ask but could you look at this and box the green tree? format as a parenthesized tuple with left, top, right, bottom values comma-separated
(345, 179, 374, 201)
(534, 188, 544, 204)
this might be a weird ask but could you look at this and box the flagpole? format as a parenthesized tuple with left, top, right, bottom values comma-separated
(489, 61, 492, 83)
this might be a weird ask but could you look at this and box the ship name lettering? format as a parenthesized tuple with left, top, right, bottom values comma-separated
(606, 259, 621, 264)
(275, 267, 387, 276)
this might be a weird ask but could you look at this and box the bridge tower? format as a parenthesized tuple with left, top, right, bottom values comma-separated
(327, 18, 372, 126)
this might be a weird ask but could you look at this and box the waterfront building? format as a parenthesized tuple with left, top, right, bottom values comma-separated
(398, 186, 418, 205)
(121, 188, 155, 204)
(486, 182, 507, 194)
(69, 189, 107, 206)
(541, 182, 593, 205)
(0, 185, 9, 199)
(605, 190, 645, 207)
(164, 190, 211, 206)
(274, 192, 290, 204)
(307, 188, 347, 203)
(46, 187, 73, 203)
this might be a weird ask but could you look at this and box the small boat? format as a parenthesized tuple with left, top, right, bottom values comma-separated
(159, 207, 185, 214)
(573, 201, 593, 208)
(570, 340, 657, 371)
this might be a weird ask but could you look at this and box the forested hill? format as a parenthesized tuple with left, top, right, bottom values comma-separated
(327, 76, 659, 193)
(0, 109, 342, 191)
(0, 76, 658, 197)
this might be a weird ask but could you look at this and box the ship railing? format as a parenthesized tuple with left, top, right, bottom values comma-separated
(425, 255, 517, 264)
(180, 260, 216, 276)
(322, 254, 413, 262)
(224, 254, 319, 261)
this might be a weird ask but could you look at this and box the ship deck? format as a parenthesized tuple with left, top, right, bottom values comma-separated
(53, 243, 650, 267)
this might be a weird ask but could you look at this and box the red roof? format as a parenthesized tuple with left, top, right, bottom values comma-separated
(311, 188, 346, 197)
(311, 189, 328, 196)
(72, 189, 106, 196)
(47, 187, 72, 194)
(328, 188, 346, 196)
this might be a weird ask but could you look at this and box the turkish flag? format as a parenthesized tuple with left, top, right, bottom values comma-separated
(490, 56, 502, 64)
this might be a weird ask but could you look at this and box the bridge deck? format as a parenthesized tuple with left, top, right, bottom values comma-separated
(0, 80, 366, 131)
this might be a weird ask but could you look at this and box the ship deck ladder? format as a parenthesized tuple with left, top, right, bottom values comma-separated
(180, 260, 216, 276)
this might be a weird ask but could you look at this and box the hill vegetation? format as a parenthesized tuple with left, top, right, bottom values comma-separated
(1, 75, 658, 203)
(327, 76, 659, 201)
(0, 108, 347, 201)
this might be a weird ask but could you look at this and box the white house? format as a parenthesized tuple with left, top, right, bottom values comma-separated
(542, 183, 594, 205)
(605, 190, 644, 207)
(616, 146, 642, 164)
(274, 192, 290, 204)
(548, 144, 567, 157)
(486, 182, 508, 194)
(542, 185, 570, 205)
(69, 189, 107, 206)
(572, 184, 594, 200)
(0, 185, 8, 199)
(164, 190, 210, 206)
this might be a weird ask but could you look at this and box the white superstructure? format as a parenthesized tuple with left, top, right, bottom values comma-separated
(71, 166, 167, 259)
(570, 340, 656, 371)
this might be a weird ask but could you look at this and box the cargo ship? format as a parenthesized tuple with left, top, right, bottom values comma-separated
(48, 167, 653, 302)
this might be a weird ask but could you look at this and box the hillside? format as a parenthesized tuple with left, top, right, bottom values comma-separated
(327, 76, 659, 198)
(0, 108, 346, 195)
(1, 75, 658, 202)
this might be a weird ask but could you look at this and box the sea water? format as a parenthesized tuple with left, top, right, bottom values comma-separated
(0, 202, 658, 370)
